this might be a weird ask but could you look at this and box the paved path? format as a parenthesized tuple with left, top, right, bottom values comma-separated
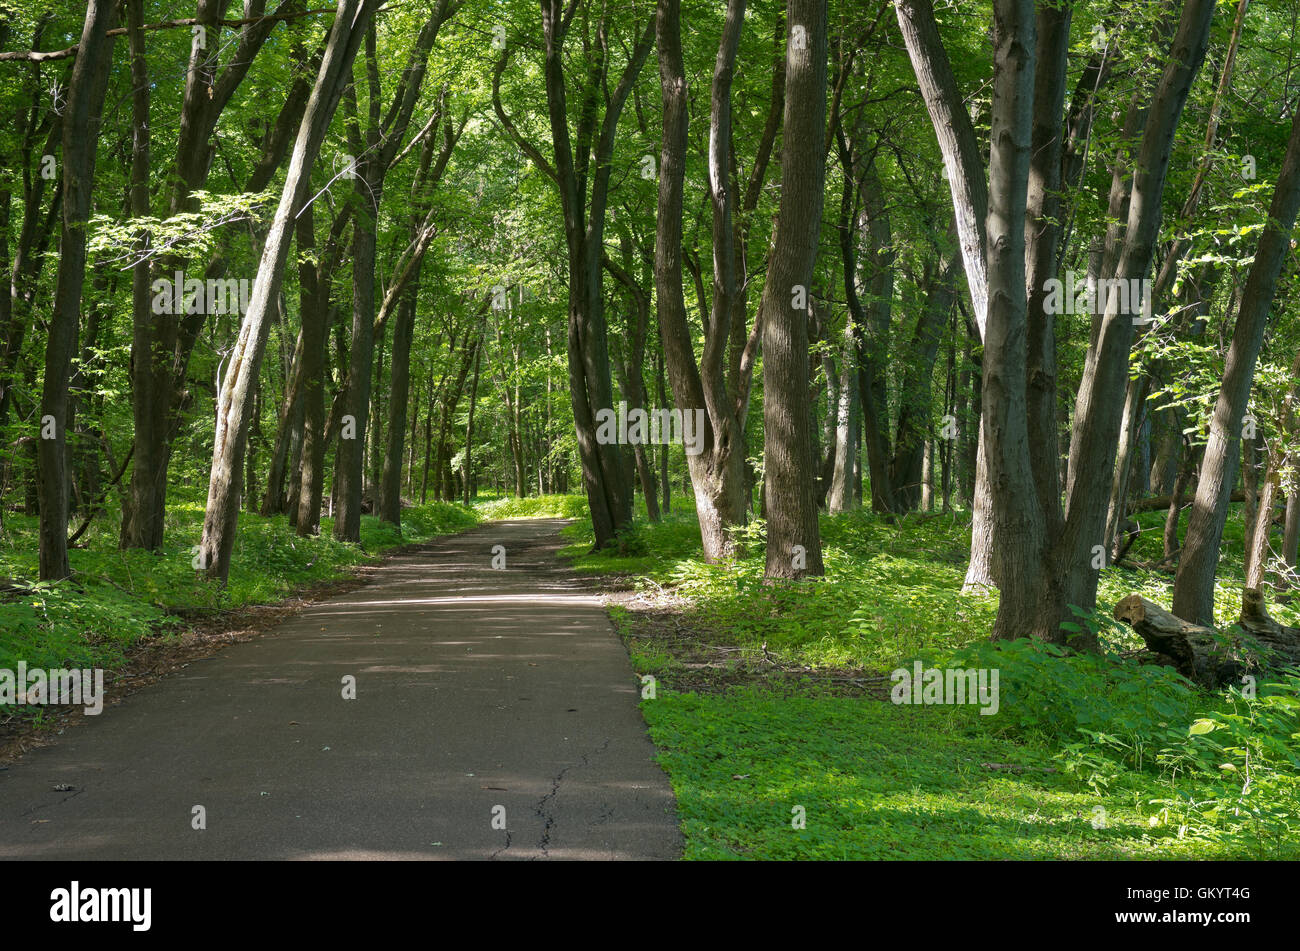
(0, 519, 680, 860)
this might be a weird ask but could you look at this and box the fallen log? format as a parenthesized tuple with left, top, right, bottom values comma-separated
(1113, 590, 1300, 689)
(1113, 595, 1236, 688)
(1127, 488, 1244, 514)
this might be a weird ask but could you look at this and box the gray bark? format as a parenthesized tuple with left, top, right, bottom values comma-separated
(200, 0, 378, 583)
(760, 0, 829, 579)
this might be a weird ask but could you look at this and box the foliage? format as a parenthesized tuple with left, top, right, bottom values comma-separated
(599, 503, 1300, 859)
(0, 501, 479, 711)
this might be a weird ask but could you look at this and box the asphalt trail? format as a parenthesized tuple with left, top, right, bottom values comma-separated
(0, 519, 681, 860)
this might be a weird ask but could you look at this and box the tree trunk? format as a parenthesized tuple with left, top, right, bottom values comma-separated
(855, 148, 897, 514)
(121, 0, 162, 549)
(380, 288, 417, 525)
(827, 317, 859, 514)
(463, 343, 481, 505)
(654, 0, 750, 560)
(201, 0, 377, 582)
(760, 0, 828, 580)
(893, 0, 988, 336)
(294, 208, 330, 537)
(890, 255, 956, 511)
(1023, 0, 1071, 538)
(1284, 491, 1300, 584)
(38, 0, 116, 580)
(1050, 0, 1215, 631)
(334, 3, 452, 541)
(1247, 348, 1300, 587)
(497, 3, 651, 545)
(124, 0, 310, 549)
(980, 0, 1042, 640)
(1173, 104, 1300, 623)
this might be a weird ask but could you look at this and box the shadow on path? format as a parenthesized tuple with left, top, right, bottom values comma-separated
(0, 519, 681, 860)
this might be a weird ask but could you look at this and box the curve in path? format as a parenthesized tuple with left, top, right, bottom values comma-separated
(0, 518, 681, 860)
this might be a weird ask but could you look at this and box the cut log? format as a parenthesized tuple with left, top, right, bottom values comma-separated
(1114, 590, 1300, 689)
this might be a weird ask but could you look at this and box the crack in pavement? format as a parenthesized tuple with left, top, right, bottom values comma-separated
(534, 737, 611, 857)
(490, 828, 513, 860)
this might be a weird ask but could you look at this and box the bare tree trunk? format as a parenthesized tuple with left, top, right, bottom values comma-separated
(890, 255, 956, 511)
(654, 0, 750, 559)
(1284, 491, 1300, 584)
(1246, 457, 1278, 590)
(921, 438, 934, 511)
(833, 121, 883, 514)
(828, 317, 859, 513)
(893, 0, 988, 336)
(121, 0, 160, 548)
(1050, 0, 1215, 630)
(656, 351, 670, 514)
(335, 2, 453, 541)
(603, 252, 661, 522)
(1247, 348, 1300, 588)
(380, 289, 417, 524)
(858, 144, 897, 514)
(761, 0, 828, 580)
(1164, 438, 1196, 562)
(38, 0, 116, 580)
(261, 324, 305, 516)
(495, 3, 650, 544)
(463, 343, 481, 505)
(294, 208, 331, 536)
(124, 0, 308, 549)
(1022, 0, 1071, 538)
(980, 0, 1042, 640)
(433, 334, 478, 503)
(201, 0, 377, 582)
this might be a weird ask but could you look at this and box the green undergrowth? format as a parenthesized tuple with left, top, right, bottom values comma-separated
(473, 493, 589, 520)
(643, 680, 1298, 859)
(0, 498, 479, 685)
(552, 494, 1300, 859)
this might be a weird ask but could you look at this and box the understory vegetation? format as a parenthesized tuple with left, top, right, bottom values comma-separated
(0, 497, 480, 677)
(555, 497, 1300, 860)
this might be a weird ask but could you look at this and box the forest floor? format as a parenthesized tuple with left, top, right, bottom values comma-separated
(0, 518, 679, 859)
(551, 496, 1300, 861)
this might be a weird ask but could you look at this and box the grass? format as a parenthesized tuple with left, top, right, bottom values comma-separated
(473, 493, 589, 520)
(552, 493, 1300, 860)
(643, 689, 1274, 860)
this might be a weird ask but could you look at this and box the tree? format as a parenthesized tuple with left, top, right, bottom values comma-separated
(333, 0, 455, 543)
(199, 0, 380, 584)
(493, 0, 653, 550)
(37, 0, 117, 580)
(760, 0, 829, 580)
(1173, 106, 1300, 624)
